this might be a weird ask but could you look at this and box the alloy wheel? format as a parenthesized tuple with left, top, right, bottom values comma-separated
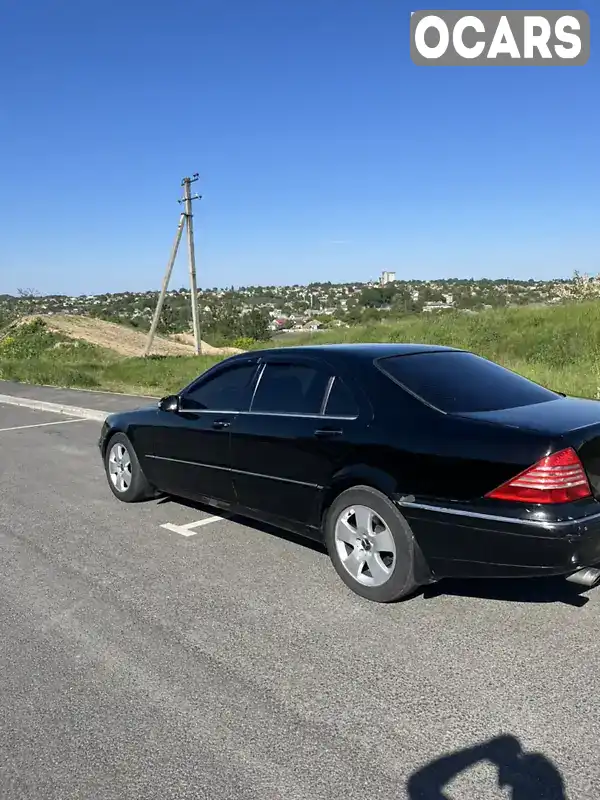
(108, 442, 133, 493)
(334, 504, 396, 587)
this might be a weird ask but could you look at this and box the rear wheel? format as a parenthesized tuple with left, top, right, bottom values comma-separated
(104, 432, 154, 503)
(324, 486, 426, 603)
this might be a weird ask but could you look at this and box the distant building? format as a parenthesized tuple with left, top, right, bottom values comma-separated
(423, 302, 454, 313)
(380, 271, 396, 285)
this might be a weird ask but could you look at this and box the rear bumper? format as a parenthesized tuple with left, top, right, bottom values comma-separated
(398, 499, 600, 580)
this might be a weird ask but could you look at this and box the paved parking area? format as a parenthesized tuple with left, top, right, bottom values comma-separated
(1, 400, 599, 799)
(0, 379, 157, 413)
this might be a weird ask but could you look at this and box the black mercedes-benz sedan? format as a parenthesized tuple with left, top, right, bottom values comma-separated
(99, 343, 600, 603)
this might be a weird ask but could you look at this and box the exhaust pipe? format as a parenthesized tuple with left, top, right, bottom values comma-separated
(566, 567, 600, 588)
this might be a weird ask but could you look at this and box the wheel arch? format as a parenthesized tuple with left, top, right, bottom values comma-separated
(100, 421, 136, 459)
(320, 469, 436, 591)
(319, 464, 406, 525)
(321, 476, 437, 586)
(101, 426, 157, 502)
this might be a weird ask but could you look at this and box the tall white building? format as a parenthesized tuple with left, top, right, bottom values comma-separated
(380, 271, 396, 285)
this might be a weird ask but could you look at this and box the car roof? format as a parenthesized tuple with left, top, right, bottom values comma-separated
(233, 342, 462, 361)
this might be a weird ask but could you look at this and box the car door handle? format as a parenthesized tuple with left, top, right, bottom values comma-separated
(314, 428, 343, 438)
(212, 419, 231, 430)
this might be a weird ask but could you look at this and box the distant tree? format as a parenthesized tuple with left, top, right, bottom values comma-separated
(555, 271, 600, 302)
(455, 292, 477, 310)
(358, 285, 396, 308)
(158, 301, 177, 335)
(0, 307, 16, 330)
(345, 306, 364, 325)
(239, 308, 271, 341)
(16, 287, 40, 315)
(202, 299, 271, 343)
(420, 286, 445, 303)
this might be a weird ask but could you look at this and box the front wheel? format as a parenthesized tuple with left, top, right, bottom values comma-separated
(104, 432, 154, 503)
(324, 485, 428, 603)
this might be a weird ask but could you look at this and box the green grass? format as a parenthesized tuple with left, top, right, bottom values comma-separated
(273, 302, 598, 364)
(0, 352, 223, 396)
(269, 302, 600, 399)
(0, 320, 222, 396)
(2, 303, 600, 399)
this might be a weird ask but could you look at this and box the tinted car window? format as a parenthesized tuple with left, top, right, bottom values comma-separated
(252, 363, 329, 414)
(378, 351, 559, 413)
(184, 364, 257, 411)
(325, 377, 359, 417)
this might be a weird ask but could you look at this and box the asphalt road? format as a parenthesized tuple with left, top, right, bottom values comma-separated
(1, 398, 599, 799)
(0, 379, 157, 413)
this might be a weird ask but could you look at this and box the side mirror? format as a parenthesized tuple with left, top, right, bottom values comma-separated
(158, 394, 180, 413)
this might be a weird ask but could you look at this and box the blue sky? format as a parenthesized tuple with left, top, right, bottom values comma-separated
(0, 0, 597, 295)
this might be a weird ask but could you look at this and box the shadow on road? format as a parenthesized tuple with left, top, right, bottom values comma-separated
(407, 735, 567, 799)
(423, 576, 589, 607)
(156, 495, 327, 553)
(156, 495, 592, 606)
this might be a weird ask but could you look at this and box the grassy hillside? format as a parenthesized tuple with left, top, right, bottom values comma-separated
(0, 319, 222, 395)
(1, 302, 599, 399)
(276, 302, 600, 400)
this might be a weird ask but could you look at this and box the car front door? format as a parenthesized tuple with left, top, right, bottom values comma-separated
(146, 359, 260, 506)
(229, 355, 366, 532)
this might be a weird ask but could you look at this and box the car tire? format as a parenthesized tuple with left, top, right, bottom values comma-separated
(324, 485, 428, 603)
(104, 432, 154, 503)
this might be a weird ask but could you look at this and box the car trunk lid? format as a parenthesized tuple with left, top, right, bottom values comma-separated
(457, 397, 600, 499)
(455, 396, 600, 436)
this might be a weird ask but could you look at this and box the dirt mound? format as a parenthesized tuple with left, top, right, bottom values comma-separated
(17, 315, 243, 358)
(170, 332, 243, 356)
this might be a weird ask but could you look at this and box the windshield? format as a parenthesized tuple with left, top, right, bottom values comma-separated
(377, 351, 559, 413)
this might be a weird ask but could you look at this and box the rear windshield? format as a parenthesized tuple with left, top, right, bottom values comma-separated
(377, 351, 559, 413)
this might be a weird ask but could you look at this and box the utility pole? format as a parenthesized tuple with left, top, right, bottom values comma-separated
(182, 175, 202, 354)
(144, 174, 202, 357)
(143, 213, 186, 358)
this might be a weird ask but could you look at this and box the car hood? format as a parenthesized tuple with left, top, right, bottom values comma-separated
(105, 402, 159, 422)
(455, 396, 600, 436)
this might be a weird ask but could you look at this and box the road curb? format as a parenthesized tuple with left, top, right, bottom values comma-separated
(0, 394, 108, 422)
(28, 383, 159, 399)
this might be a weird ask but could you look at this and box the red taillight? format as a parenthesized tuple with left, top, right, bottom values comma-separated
(485, 447, 592, 504)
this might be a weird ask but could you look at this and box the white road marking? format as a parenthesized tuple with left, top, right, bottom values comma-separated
(0, 417, 90, 433)
(161, 516, 227, 537)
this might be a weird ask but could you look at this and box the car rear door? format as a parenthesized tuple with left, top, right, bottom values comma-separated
(229, 354, 368, 531)
(146, 358, 260, 505)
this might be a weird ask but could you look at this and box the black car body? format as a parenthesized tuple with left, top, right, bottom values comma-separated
(99, 343, 600, 601)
